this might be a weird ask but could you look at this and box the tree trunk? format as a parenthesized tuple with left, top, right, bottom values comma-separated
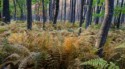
(70, 0, 76, 24)
(60, 0, 63, 21)
(0, 12, 1, 21)
(16, 0, 24, 20)
(78, 0, 85, 35)
(0, 0, 2, 21)
(3, 0, 10, 23)
(42, 0, 47, 29)
(116, 0, 124, 29)
(36, 0, 40, 21)
(85, 0, 93, 28)
(64, 0, 66, 22)
(96, 0, 114, 57)
(49, 0, 54, 22)
(53, 0, 59, 28)
(13, 0, 17, 20)
(27, 0, 32, 30)
(94, 0, 101, 24)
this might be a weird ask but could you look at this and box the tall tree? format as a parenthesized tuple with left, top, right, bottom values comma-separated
(64, 0, 66, 22)
(13, 0, 17, 20)
(0, 12, 1, 21)
(78, 0, 85, 35)
(53, 0, 59, 28)
(0, 0, 1, 21)
(85, 0, 93, 28)
(116, 0, 124, 29)
(70, 0, 76, 25)
(3, 0, 10, 23)
(35, 0, 40, 21)
(94, 0, 101, 24)
(96, 0, 114, 57)
(16, 0, 24, 20)
(60, 0, 63, 21)
(42, 0, 47, 29)
(49, 0, 54, 22)
(27, 0, 32, 30)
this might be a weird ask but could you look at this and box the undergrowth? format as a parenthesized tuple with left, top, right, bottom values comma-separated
(0, 22, 125, 69)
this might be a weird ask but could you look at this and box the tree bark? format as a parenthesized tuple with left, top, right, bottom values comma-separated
(85, 0, 93, 28)
(70, 0, 76, 24)
(27, 0, 32, 30)
(96, 0, 114, 57)
(94, 0, 101, 24)
(78, 0, 85, 35)
(16, 0, 24, 20)
(64, 0, 66, 22)
(13, 0, 17, 20)
(49, 0, 54, 22)
(42, 0, 47, 29)
(53, 0, 59, 28)
(116, 0, 124, 29)
(3, 0, 10, 23)
(0, 0, 2, 21)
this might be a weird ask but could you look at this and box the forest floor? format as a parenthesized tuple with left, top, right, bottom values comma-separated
(0, 21, 125, 69)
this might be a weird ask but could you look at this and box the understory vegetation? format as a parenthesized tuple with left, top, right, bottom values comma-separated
(0, 22, 125, 69)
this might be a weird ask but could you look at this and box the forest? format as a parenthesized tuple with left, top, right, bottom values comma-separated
(0, 0, 125, 69)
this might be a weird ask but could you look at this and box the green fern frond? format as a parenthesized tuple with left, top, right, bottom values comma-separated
(2, 39, 30, 56)
(18, 52, 40, 69)
(115, 42, 125, 49)
(80, 58, 119, 69)
(18, 52, 51, 69)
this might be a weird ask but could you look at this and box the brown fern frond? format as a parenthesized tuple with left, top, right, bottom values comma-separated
(0, 61, 15, 69)
(3, 53, 20, 62)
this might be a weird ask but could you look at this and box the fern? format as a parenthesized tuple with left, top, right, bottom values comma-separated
(2, 38, 30, 56)
(80, 58, 119, 69)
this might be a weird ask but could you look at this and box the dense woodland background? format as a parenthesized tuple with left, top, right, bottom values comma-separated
(0, 0, 125, 69)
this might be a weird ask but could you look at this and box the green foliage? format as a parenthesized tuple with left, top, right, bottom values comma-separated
(80, 58, 120, 69)
(0, 0, 2, 12)
(0, 26, 7, 34)
(2, 38, 30, 56)
(93, 0, 104, 6)
(114, 6, 125, 17)
(93, 10, 105, 18)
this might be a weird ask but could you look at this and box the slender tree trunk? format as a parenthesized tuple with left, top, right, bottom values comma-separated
(116, 0, 124, 29)
(49, 0, 54, 22)
(121, 14, 125, 24)
(60, 0, 63, 21)
(64, 0, 66, 22)
(0, 12, 1, 21)
(78, 0, 85, 35)
(70, 0, 76, 25)
(27, 0, 32, 30)
(53, 0, 59, 28)
(37, 0, 40, 21)
(23, 2, 27, 21)
(113, 0, 119, 27)
(13, 0, 17, 20)
(42, 0, 47, 29)
(85, 0, 93, 28)
(95, 0, 101, 24)
(72, 0, 76, 24)
(0, 0, 2, 21)
(16, 0, 24, 20)
(96, 0, 114, 57)
(3, 0, 10, 23)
